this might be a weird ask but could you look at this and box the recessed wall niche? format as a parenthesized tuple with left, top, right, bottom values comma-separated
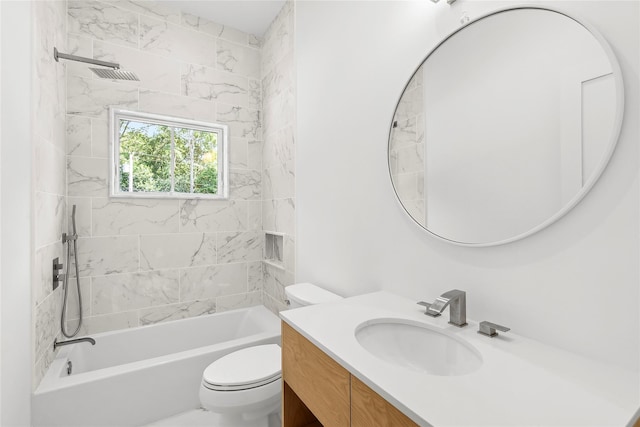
(265, 232, 284, 269)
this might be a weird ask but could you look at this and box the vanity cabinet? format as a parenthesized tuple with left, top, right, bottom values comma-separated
(351, 376, 417, 427)
(282, 321, 350, 426)
(282, 322, 418, 427)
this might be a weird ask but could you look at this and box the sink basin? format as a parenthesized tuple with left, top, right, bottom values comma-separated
(355, 318, 482, 376)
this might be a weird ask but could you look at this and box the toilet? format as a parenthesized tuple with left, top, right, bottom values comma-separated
(199, 283, 342, 426)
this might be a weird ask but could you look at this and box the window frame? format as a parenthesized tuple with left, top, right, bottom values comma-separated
(109, 108, 229, 200)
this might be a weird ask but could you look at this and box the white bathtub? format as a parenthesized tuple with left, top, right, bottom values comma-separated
(33, 305, 281, 427)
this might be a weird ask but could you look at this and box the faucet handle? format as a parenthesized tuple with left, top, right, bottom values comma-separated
(478, 321, 510, 338)
(417, 301, 440, 317)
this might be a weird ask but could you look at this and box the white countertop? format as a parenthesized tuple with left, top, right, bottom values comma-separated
(280, 291, 638, 427)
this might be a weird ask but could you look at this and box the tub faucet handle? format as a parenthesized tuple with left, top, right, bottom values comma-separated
(52, 257, 64, 291)
(477, 321, 510, 338)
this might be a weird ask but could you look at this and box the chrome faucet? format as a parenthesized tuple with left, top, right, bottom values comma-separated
(417, 289, 467, 327)
(54, 337, 96, 350)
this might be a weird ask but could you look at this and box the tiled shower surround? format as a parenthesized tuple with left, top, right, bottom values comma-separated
(65, 0, 264, 335)
(33, 0, 67, 388)
(33, 0, 296, 389)
(261, 2, 296, 312)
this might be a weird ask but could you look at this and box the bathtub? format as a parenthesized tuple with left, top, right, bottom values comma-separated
(32, 305, 281, 427)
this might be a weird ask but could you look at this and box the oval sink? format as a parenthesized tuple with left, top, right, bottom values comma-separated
(355, 318, 482, 376)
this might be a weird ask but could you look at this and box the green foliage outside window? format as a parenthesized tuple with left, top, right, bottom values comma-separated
(119, 120, 218, 195)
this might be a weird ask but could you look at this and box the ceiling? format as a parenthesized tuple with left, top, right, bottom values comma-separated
(163, 0, 286, 37)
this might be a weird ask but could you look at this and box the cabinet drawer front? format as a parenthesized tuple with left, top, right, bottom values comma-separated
(352, 376, 418, 427)
(282, 321, 350, 427)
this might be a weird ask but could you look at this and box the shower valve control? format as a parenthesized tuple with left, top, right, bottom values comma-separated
(53, 257, 64, 290)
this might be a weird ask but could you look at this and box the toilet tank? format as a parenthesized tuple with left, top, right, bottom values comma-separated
(285, 283, 342, 309)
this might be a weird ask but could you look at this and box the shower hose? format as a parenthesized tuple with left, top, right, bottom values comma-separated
(61, 204, 83, 338)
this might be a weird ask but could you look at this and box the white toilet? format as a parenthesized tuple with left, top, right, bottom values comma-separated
(199, 283, 342, 426)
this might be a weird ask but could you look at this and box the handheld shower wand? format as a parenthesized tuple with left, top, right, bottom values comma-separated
(61, 205, 83, 338)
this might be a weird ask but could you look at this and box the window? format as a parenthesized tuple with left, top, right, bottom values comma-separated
(109, 109, 228, 199)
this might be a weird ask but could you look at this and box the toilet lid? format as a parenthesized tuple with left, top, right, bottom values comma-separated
(203, 344, 281, 391)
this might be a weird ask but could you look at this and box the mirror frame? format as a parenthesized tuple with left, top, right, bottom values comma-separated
(388, 5, 625, 247)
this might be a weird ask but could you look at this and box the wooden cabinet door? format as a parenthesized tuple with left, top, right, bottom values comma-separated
(351, 376, 418, 427)
(282, 322, 350, 427)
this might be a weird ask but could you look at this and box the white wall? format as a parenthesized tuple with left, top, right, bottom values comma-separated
(1, 1, 32, 425)
(297, 0, 639, 371)
(0, 1, 3, 420)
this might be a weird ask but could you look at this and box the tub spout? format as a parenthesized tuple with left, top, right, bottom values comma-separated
(54, 337, 96, 350)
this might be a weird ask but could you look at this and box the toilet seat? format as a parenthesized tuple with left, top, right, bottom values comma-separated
(203, 375, 281, 391)
(202, 344, 281, 392)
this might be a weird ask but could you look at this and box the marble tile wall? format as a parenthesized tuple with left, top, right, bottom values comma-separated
(64, 1, 265, 340)
(389, 66, 425, 226)
(32, 0, 297, 391)
(32, 0, 67, 389)
(260, 1, 297, 313)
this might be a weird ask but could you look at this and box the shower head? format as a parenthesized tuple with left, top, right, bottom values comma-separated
(89, 68, 140, 81)
(53, 47, 140, 81)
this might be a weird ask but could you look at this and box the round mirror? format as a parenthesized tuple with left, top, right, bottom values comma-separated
(389, 7, 624, 246)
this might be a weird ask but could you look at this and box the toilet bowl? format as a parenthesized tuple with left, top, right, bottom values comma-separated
(199, 344, 281, 426)
(199, 283, 342, 425)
